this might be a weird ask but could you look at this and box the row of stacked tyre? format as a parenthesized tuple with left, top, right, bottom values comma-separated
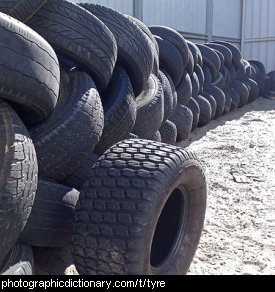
(0, 0, 268, 275)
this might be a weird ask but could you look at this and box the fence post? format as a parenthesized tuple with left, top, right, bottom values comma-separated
(133, 0, 143, 20)
(206, 0, 214, 42)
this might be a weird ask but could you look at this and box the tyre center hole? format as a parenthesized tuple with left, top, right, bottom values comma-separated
(150, 188, 185, 268)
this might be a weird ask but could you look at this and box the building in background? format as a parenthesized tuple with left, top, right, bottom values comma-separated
(76, 0, 275, 72)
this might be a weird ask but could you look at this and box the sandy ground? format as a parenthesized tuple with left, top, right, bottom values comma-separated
(184, 97, 275, 275)
(34, 97, 275, 275)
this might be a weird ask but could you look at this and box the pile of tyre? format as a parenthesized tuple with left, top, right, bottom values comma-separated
(0, 0, 269, 275)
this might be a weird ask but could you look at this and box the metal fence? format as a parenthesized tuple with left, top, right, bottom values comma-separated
(74, 0, 275, 72)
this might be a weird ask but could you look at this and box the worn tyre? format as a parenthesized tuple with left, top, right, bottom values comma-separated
(95, 67, 136, 155)
(245, 79, 260, 102)
(186, 97, 200, 131)
(191, 72, 200, 99)
(155, 36, 184, 87)
(80, 3, 152, 95)
(236, 60, 246, 81)
(186, 48, 195, 75)
(227, 88, 240, 110)
(159, 120, 177, 145)
(196, 95, 212, 127)
(233, 81, 249, 107)
(133, 74, 164, 139)
(228, 64, 237, 86)
(212, 72, 226, 91)
(205, 85, 226, 119)
(195, 65, 205, 93)
(214, 41, 241, 68)
(72, 140, 207, 275)
(0, 12, 59, 125)
(0, 245, 33, 275)
(176, 71, 192, 105)
(205, 43, 232, 66)
(0, 101, 37, 264)
(0, 0, 46, 22)
(150, 131, 162, 142)
(202, 65, 212, 89)
(201, 91, 217, 119)
(27, 0, 117, 91)
(149, 25, 189, 70)
(170, 104, 193, 142)
(224, 92, 232, 114)
(30, 69, 104, 182)
(19, 181, 79, 248)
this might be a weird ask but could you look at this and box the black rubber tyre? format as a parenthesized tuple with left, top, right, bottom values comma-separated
(170, 104, 193, 142)
(197, 44, 221, 81)
(224, 92, 232, 114)
(0, 0, 47, 22)
(30, 69, 104, 182)
(245, 79, 259, 102)
(196, 95, 212, 127)
(159, 71, 177, 122)
(236, 60, 246, 81)
(202, 65, 212, 89)
(80, 3, 152, 95)
(133, 74, 164, 139)
(186, 48, 195, 75)
(0, 245, 33, 275)
(19, 181, 79, 248)
(213, 41, 241, 69)
(72, 140, 207, 275)
(205, 85, 226, 119)
(213, 49, 225, 71)
(191, 72, 200, 99)
(155, 36, 184, 87)
(249, 60, 266, 79)
(27, 0, 117, 91)
(201, 91, 217, 119)
(195, 65, 205, 93)
(228, 64, 237, 86)
(0, 101, 37, 264)
(267, 71, 275, 80)
(176, 71, 192, 105)
(205, 43, 232, 66)
(233, 81, 249, 107)
(227, 88, 241, 110)
(149, 25, 189, 70)
(212, 72, 226, 91)
(222, 66, 232, 91)
(159, 120, 177, 145)
(187, 40, 199, 66)
(95, 67, 136, 155)
(0, 12, 59, 125)
(150, 131, 162, 142)
(186, 97, 200, 131)
(126, 16, 159, 76)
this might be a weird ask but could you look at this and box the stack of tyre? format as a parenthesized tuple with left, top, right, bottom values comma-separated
(0, 0, 209, 276)
(264, 71, 275, 97)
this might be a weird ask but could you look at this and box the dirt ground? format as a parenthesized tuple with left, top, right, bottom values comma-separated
(34, 97, 275, 275)
(184, 97, 275, 275)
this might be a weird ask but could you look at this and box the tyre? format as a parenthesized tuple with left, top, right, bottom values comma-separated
(244, 61, 257, 80)
(0, 101, 37, 264)
(72, 140, 207, 275)
(133, 74, 164, 139)
(187, 40, 199, 66)
(224, 92, 232, 114)
(186, 48, 195, 75)
(129, 133, 140, 139)
(154, 36, 184, 87)
(0, 0, 46, 22)
(205, 43, 233, 66)
(202, 65, 212, 89)
(170, 104, 193, 142)
(212, 72, 226, 91)
(213, 49, 225, 71)
(196, 95, 212, 127)
(94, 67, 136, 155)
(228, 64, 237, 86)
(233, 81, 249, 107)
(267, 71, 275, 80)
(197, 44, 221, 81)
(201, 91, 217, 119)
(195, 65, 205, 93)
(213, 41, 241, 68)
(245, 79, 259, 102)
(0, 12, 59, 125)
(80, 3, 152, 95)
(27, 0, 117, 91)
(176, 71, 192, 105)
(126, 16, 159, 76)
(236, 60, 246, 81)
(186, 97, 200, 131)
(222, 66, 232, 91)
(0, 245, 33, 275)
(149, 25, 189, 70)
(30, 69, 104, 182)
(249, 60, 266, 79)
(159, 120, 177, 145)
(150, 131, 162, 142)
(159, 71, 177, 122)
(191, 72, 200, 99)
(19, 181, 79, 248)
(227, 88, 241, 110)
(205, 85, 226, 119)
